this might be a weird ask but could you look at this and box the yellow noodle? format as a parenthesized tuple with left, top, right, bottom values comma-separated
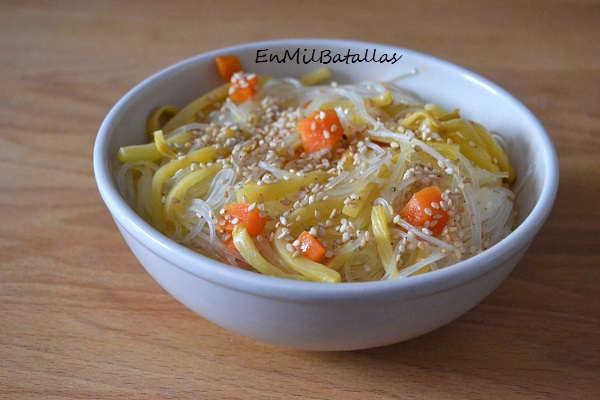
(146, 105, 180, 140)
(151, 147, 222, 230)
(118, 130, 193, 163)
(232, 225, 299, 279)
(371, 205, 395, 276)
(161, 83, 230, 134)
(164, 164, 222, 221)
(272, 231, 341, 283)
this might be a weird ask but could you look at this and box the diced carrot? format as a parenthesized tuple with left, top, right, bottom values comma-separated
(399, 186, 449, 237)
(220, 203, 268, 237)
(297, 110, 344, 154)
(215, 55, 243, 81)
(229, 72, 259, 103)
(295, 231, 326, 263)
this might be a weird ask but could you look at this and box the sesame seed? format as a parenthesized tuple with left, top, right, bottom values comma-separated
(292, 250, 302, 258)
(286, 243, 295, 253)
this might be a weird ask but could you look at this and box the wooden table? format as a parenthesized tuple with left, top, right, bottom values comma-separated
(1, 1, 598, 398)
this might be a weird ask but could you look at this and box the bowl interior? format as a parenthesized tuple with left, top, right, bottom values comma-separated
(95, 39, 557, 290)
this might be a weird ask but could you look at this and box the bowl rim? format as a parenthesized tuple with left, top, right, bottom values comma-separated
(93, 38, 559, 302)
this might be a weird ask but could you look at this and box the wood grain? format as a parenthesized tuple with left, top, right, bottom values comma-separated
(1, 1, 598, 398)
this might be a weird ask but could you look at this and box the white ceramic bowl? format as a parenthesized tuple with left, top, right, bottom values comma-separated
(94, 39, 558, 351)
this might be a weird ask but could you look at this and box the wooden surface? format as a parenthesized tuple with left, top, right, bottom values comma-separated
(1, 1, 598, 398)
